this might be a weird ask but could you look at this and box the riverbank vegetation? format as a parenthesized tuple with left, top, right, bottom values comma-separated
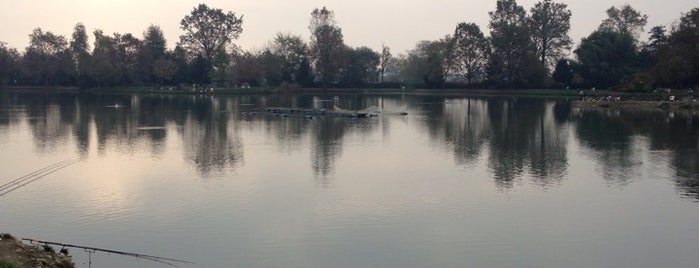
(0, 1, 697, 92)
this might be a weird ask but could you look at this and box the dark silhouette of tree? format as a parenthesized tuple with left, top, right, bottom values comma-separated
(552, 59, 573, 87)
(379, 44, 393, 83)
(529, 0, 572, 70)
(451, 22, 489, 85)
(265, 33, 310, 85)
(309, 7, 345, 88)
(488, 0, 544, 88)
(22, 28, 73, 85)
(574, 30, 637, 88)
(179, 4, 243, 75)
(599, 4, 648, 41)
(0, 43, 20, 88)
(340, 46, 380, 87)
(70, 23, 91, 88)
(653, 8, 699, 88)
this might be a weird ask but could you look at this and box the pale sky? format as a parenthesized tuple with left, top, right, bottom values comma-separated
(0, 0, 696, 54)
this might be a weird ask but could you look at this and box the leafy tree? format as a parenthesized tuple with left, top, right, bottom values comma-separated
(551, 58, 573, 87)
(646, 25, 669, 53)
(653, 8, 699, 87)
(309, 7, 346, 87)
(379, 44, 393, 83)
(179, 4, 243, 74)
(143, 25, 167, 60)
(267, 33, 310, 84)
(22, 28, 72, 85)
(113, 33, 144, 85)
(574, 30, 637, 88)
(89, 30, 119, 87)
(141, 24, 168, 84)
(153, 58, 177, 85)
(451, 22, 489, 85)
(529, 0, 572, 70)
(398, 39, 452, 88)
(70, 23, 91, 88)
(0, 43, 21, 88)
(599, 4, 648, 40)
(340, 46, 380, 87)
(229, 51, 264, 86)
(488, 0, 544, 88)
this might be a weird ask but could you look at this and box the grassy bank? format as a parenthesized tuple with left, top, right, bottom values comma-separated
(4, 85, 691, 101)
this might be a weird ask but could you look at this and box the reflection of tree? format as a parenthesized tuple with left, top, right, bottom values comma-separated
(310, 118, 345, 186)
(487, 99, 542, 188)
(180, 97, 244, 177)
(527, 102, 569, 187)
(575, 110, 639, 184)
(442, 99, 490, 167)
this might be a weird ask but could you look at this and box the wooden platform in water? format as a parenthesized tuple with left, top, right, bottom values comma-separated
(264, 107, 375, 118)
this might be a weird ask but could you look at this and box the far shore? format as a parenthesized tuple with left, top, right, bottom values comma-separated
(3, 85, 691, 98)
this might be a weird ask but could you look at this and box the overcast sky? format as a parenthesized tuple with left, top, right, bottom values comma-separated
(0, 0, 696, 54)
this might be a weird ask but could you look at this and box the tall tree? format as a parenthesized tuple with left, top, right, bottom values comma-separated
(22, 28, 72, 85)
(488, 0, 544, 88)
(267, 33, 310, 84)
(574, 30, 637, 88)
(551, 58, 573, 87)
(142, 24, 168, 84)
(653, 8, 699, 87)
(398, 39, 452, 88)
(70, 23, 91, 87)
(452, 22, 489, 85)
(340, 46, 380, 87)
(309, 7, 345, 87)
(0, 43, 20, 87)
(529, 0, 572, 70)
(179, 4, 243, 73)
(599, 4, 648, 40)
(89, 30, 119, 87)
(379, 44, 393, 83)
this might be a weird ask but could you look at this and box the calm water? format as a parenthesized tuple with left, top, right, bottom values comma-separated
(1, 92, 698, 268)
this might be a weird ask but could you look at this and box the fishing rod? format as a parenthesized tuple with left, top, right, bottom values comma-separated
(0, 159, 79, 198)
(21, 238, 194, 268)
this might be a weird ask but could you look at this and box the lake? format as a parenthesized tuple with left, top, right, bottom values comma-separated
(1, 92, 698, 268)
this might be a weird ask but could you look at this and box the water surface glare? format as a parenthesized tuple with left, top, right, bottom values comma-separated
(1, 93, 698, 268)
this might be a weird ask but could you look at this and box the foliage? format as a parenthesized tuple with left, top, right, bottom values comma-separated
(574, 29, 637, 88)
(398, 38, 452, 88)
(451, 22, 489, 84)
(264, 33, 310, 86)
(653, 8, 699, 87)
(379, 45, 393, 83)
(529, 0, 572, 70)
(229, 51, 264, 86)
(488, 0, 545, 88)
(22, 28, 73, 85)
(551, 58, 573, 87)
(309, 7, 346, 87)
(0, 43, 21, 87)
(179, 4, 243, 70)
(340, 46, 380, 87)
(599, 4, 648, 40)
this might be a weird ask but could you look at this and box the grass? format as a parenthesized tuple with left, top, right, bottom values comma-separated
(0, 260, 19, 268)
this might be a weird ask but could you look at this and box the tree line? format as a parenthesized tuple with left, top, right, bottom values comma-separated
(0, 1, 697, 90)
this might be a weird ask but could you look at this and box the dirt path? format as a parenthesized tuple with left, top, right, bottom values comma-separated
(0, 234, 74, 268)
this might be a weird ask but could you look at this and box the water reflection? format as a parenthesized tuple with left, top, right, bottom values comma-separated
(1, 92, 697, 200)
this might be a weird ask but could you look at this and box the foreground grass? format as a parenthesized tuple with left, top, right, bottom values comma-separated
(0, 260, 19, 268)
